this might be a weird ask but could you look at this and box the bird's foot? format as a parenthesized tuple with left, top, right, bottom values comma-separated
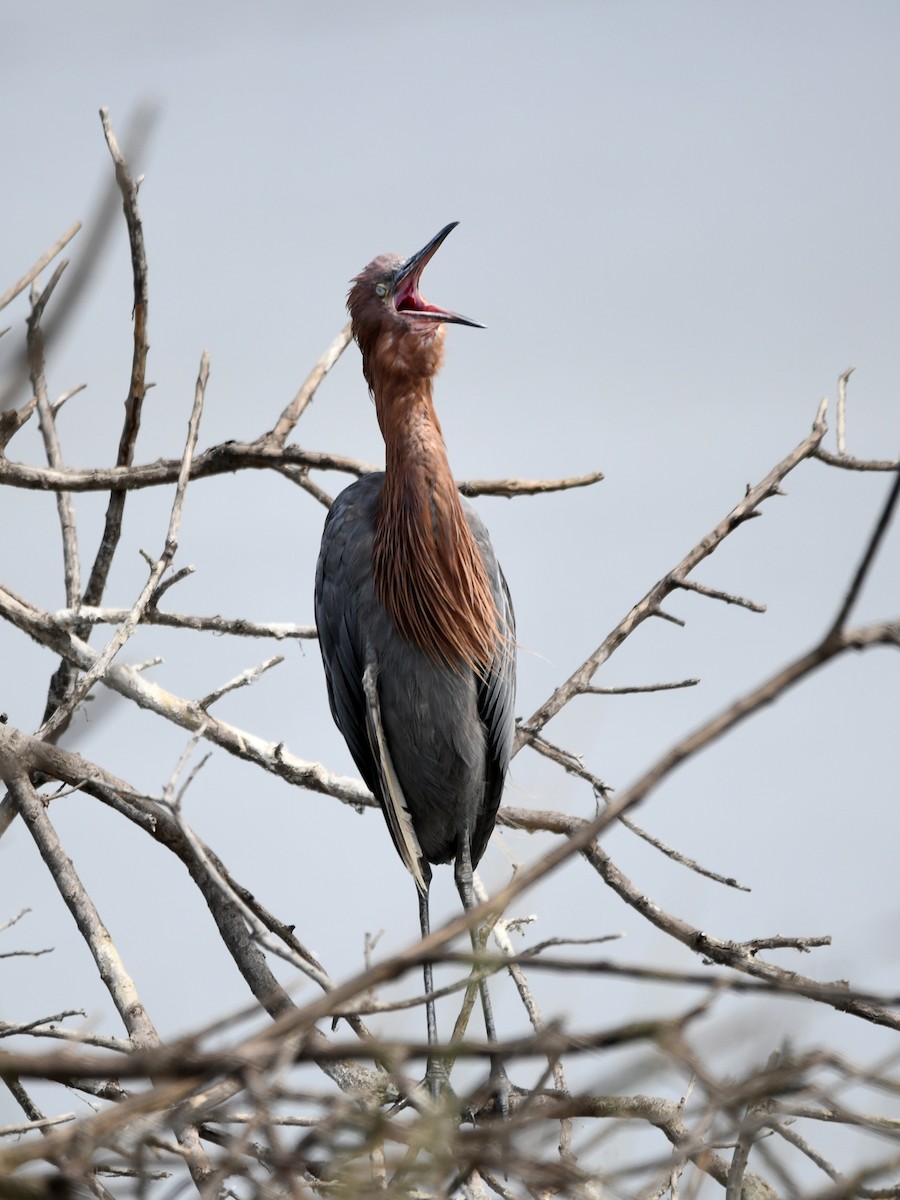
(388, 1058, 459, 1117)
(423, 1057, 456, 1106)
(464, 1058, 516, 1121)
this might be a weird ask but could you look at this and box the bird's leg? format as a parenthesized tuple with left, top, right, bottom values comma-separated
(417, 875, 450, 1102)
(454, 842, 511, 1116)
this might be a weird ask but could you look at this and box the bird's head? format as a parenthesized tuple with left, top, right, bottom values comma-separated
(347, 223, 482, 393)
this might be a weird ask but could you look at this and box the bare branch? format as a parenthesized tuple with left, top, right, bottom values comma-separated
(0, 394, 37, 451)
(825, 462, 900, 638)
(50, 605, 317, 640)
(0, 222, 81, 316)
(500, 801, 898, 1028)
(0, 1113, 76, 1136)
(36, 111, 155, 735)
(97, 104, 151, 489)
(815, 447, 900, 471)
(0, 909, 31, 935)
(458, 468, 604, 499)
(0, 441, 601, 507)
(677, 576, 766, 613)
(524, 727, 751, 890)
(836, 365, 855, 456)
(4, 109, 899, 1194)
(0, 1018, 128, 1054)
(78, 109, 151, 617)
(0, 108, 157, 419)
(268, 321, 353, 447)
(583, 677, 700, 695)
(51, 382, 87, 417)
(767, 1117, 842, 1182)
(739, 935, 832, 955)
(0, 583, 370, 811)
(37, 351, 210, 742)
(0, 721, 382, 1104)
(27, 269, 81, 610)
(198, 655, 285, 710)
(0, 1005, 701, 1079)
(1, 769, 159, 1045)
(471, 876, 572, 1158)
(653, 607, 686, 626)
(0, 441, 372, 492)
(276, 460, 336, 507)
(517, 409, 828, 748)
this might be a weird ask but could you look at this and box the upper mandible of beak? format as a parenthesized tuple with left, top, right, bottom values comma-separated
(393, 222, 485, 329)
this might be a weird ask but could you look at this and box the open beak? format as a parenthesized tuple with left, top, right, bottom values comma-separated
(392, 222, 484, 328)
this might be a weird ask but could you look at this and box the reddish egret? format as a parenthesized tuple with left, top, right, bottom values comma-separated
(315, 223, 515, 1105)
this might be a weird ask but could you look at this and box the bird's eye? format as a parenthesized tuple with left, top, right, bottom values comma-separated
(375, 282, 388, 298)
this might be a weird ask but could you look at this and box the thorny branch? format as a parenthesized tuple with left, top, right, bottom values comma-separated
(1, 110, 898, 1199)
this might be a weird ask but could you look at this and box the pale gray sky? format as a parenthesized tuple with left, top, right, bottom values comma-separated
(2, 1, 899, 1173)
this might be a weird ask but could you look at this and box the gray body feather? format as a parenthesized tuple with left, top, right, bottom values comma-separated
(315, 472, 516, 885)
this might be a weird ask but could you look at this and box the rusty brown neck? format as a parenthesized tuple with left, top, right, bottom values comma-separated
(372, 378, 499, 671)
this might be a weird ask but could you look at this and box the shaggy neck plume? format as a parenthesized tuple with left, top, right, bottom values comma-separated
(371, 372, 500, 671)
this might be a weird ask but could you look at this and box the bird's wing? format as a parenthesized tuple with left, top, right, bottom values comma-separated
(315, 476, 428, 891)
(466, 507, 517, 867)
(314, 488, 374, 789)
(362, 663, 427, 893)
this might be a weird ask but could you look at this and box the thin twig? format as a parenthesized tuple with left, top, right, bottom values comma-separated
(2, 770, 159, 1045)
(0, 1112, 76, 1135)
(525, 728, 751, 890)
(766, 1118, 842, 1182)
(150, 563, 195, 602)
(197, 656, 285, 709)
(37, 351, 210, 741)
(0, 393, 37, 451)
(0, 1004, 704, 1077)
(27, 268, 81, 611)
(677, 577, 766, 613)
(583, 678, 700, 695)
(39, 110, 154, 735)
(0, 721, 380, 1105)
(0, 909, 31, 935)
(0, 442, 602, 503)
(0, 1019, 128, 1054)
(825, 461, 900, 638)
(50, 606, 317, 640)
(815, 447, 900, 472)
(739, 935, 831, 955)
(51, 382, 88, 417)
(98, 105, 151, 492)
(836, 366, 855, 457)
(458, 468, 604, 499)
(0, 583, 371, 813)
(517, 405, 829, 748)
(0, 222, 81, 314)
(274, 461, 335, 508)
(0, 108, 157, 417)
(268, 321, 353, 447)
(85, 107, 152, 611)
(472, 877, 574, 1163)
(500, 796, 897, 1029)
(163, 793, 335, 989)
